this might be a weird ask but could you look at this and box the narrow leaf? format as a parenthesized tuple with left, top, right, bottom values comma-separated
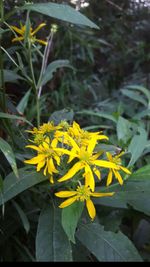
(17, 89, 31, 113)
(3, 69, 24, 82)
(36, 204, 72, 262)
(77, 110, 117, 123)
(12, 200, 30, 234)
(0, 137, 18, 178)
(0, 112, 33, 126)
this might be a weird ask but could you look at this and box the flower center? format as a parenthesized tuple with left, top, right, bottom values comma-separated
(76, 185, 91, 201)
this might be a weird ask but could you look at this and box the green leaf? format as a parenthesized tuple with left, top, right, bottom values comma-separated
(0, 168, 47, 206)
(12, 200, 30, 234)
(23, 3, 99, 29)
(36, 204, 72, 262)
(95, 164, 150, 216)
(128, 127, 147, 166)
(3, 69, 24, 82)
(62, 201, 84, 243)
(17, 89, 31, 114)
(125, 85, 150, 103)
(0, 137, 18, 178)
(121, 89, 148, 106)
(0, 112, 33, 126)
(117, 116, 132, 143)
(76, 222, 142, 261)
(49, 108, 74, 124)
(40, 60, 74, 87)
(77, 110, 117, 123)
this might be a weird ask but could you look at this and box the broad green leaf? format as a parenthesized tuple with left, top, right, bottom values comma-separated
(0, 168, 47, 206)
(0, 137, 18, 178)
(76, 222, 142, 262)
(3, 69, 24, 82)
(117, 116, 132, 142)
(36, 204, 72, 262)
(94, 164, 150, 216)
(0, 112, 33, 126)
(17, 89, 31, 113)
(23, 3, 99, 29)
(62, 201, 84, 243)
(40, 60, 74, 87)
(77, 110, 117, 123)
(121, 89, 148, 106)
(128, 127, 147, 166)
(12, 200, 30, 234)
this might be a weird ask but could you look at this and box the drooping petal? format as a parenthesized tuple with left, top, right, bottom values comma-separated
(58, 161, 82, 182)
(49, 175, 54, 184)
(84, 164, 95, 192)
(97, 134, 109, 141)
(113, 169, 123, 185)
(11, 26, 24, 35)
(59, 196, 77, 208)
(12, 36, 24, 42)
(37, 160, 45, 171)
(93, 167, 101, 180)
(48, 158, 58, 174)
(55, 191, 77, 198)
(35, 38, 48, 45)
(86, 199, 96, 220)
(120, 166, 131, 174)
(25, 145, 41, 152)
(106, 169, 113, 186)
(106, 152, 113, 161)
(31, 23, 46, 36)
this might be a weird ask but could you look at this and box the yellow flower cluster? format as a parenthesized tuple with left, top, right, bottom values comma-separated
(24, 120, 131, 220)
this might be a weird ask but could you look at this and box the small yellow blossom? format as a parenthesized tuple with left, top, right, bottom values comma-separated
(106, 151, 131, 186)
(56, 136, 119, 191)
(11, 23, 47, 45)
(24, 137, 61, 183)
(55, 185, 114, 220)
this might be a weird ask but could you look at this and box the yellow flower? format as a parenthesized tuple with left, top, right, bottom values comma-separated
(106, 152, 131, 186)
(55, 185, 114, 220)
(56, 136, 119, 191)
(39, 121, 62, 135)
(11, 23, 47, 45)
(24, 137, 61, 183)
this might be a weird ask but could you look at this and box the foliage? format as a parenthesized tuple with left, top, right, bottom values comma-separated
(0, 0, 150, 262)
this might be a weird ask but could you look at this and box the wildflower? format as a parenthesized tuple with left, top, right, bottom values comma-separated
(11, 23, 47, 45)
(106, 151, 131, 186)
(24, 137, 61, 183)
(56, 136, 119, 191)
(55, 184, 114, 220)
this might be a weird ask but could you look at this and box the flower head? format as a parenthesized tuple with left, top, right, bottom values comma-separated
(11, 23, 47, 45)
(106, 151, 131, 186)
(55, 184, 114, 220)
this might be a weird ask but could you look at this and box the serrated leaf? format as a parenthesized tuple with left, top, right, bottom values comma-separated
(36, 204, 72, 262)
(23, 3, 99, 29)
(40, 60, 74, 87)
(128, 127, 147, 166)
(62, 201, 84, 243)
(76, 222, 142, 261)
(0, 137, 18, 178)
(0, 168, 47, 206)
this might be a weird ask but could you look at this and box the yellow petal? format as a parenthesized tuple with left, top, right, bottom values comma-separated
(84, 164, 95, 192)
(120, 166, 131, 174)
(11, 26, 23, 35)
(87, 138, 97, 154)
(35, 38, 48, 45)
(58, 161, 82, 182)
(49, 175, 54, 184)
(37, 160, 45, 171)
(91, 192, 115, 197)
(55, 191, 77, 198)
(94, 160, 119, 169)
(106, 152, 113, 161)
(26, 145, 41, 152)
(97, 135, 109, 140)
(31, 23, 46, 36)
(93, 167, 101, 180)
(12, 36, 24, 42)
(86, 199, 96, 220)
(48, 158, 58, 174)
(106, 169, 113, 186)
(24, 154, 45, 164)
(59, 196, 77, 208)
(113, 169, 123, 185)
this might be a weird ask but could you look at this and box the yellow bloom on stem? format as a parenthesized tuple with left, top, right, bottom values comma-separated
(56, 136, 119, 191)
(24, 137, 61, 183)
(106, 151, 131, 186)
(55, 184, 114, 220)
(11, 23, 47, 45)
